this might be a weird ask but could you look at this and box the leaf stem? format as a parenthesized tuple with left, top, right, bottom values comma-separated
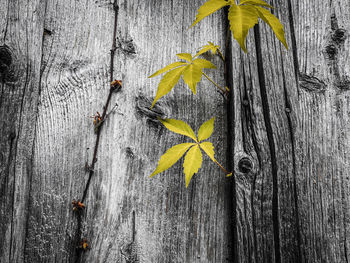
(202, 72, 227, 95)
(214, 159, 230, 175)
(217, 49, 225, 62)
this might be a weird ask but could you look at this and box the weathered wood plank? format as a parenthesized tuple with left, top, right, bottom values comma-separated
(24, 0, 116, 261)
(0, 0, 46, 262)
(230, 0, 350, 262)
(81, 1, 231, 262)
(291, 0, 350, 262)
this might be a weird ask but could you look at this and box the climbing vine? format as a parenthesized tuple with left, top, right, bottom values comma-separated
(150, 0, 288, 187)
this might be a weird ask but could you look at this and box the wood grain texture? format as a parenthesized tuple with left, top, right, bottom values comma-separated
(0, 0, 349, 262)
(230, 0, 350, 262)
(0, 0, 46, 262)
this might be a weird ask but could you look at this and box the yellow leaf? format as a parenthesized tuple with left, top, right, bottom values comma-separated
(148, 62, 187, 78)
(183, 145, 203, 187)
(176, 53, 193, 62)
(191, 0, 230, 28)
(193, 58, 216, 69)
(239, 0, 273, 8)
(254, 6, 288, 49)
(199, 141, 217, 163)
(159, 118, 198, 142)
(228, 3, 259, 53)
(198, 117, 215, 142)
(194, 41, 219, 57)
(182, 64, 203, 94)
(227, 173, 233, 177)
(150, 143, 195, 177)
(151, 67, 186, 108)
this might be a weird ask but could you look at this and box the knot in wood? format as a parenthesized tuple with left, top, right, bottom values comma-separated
(238, 157, 253, 174)
(299, 74, 326, 93)
(324, 44, 337, 60)
(136, 95, 168, 127)
(0, 45, 13, 76)
(332, 29, 347, 44)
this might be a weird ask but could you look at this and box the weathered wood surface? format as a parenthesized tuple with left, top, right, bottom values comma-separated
(0, 0, 349, 262)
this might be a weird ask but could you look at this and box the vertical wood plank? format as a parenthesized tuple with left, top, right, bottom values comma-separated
(291, 0, 350, 261)
(82, 0, 231, 262)
(0, 0, 46, 262)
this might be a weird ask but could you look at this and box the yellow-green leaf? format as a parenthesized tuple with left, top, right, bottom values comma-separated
(182, 64, 203, 94)
(227, 172, 233, 177)
(151, 67, 186, 108)
(183, 145, 203, 187)
(149, 62, 187, 78)
(176, 53, 193, 62)
(228, 3, 259, 53)
(255, 6, 288, 49)
(198, 117, 215, 142)
(191, 0, 230, 28)
(150, 143, 195, 177)
(199, 141, 217, 163)
(239, 0, 273, 8)
(193, 58, 216, 69)
(194, 41, 219, 57)
(159, 118, 198, 142)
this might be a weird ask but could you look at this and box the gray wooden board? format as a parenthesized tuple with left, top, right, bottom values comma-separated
(0, 0, 349, 262)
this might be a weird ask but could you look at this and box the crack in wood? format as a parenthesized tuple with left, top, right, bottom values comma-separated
(279, 45, 302, 262)
(287, 0, 300, 88)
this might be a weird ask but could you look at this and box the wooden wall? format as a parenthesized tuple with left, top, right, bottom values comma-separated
(0, 0, 349, 262)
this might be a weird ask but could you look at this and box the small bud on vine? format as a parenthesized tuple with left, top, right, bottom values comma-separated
(72, 200, 85, 211)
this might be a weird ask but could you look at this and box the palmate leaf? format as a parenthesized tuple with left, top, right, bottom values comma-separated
(191, 0, 288, 53)
(194, 41, 220, 57)
(149, 53, 216, 108)
(151, 117, 231, 187)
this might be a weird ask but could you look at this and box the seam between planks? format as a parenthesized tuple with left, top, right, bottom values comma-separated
(223, 7, 239, 263)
